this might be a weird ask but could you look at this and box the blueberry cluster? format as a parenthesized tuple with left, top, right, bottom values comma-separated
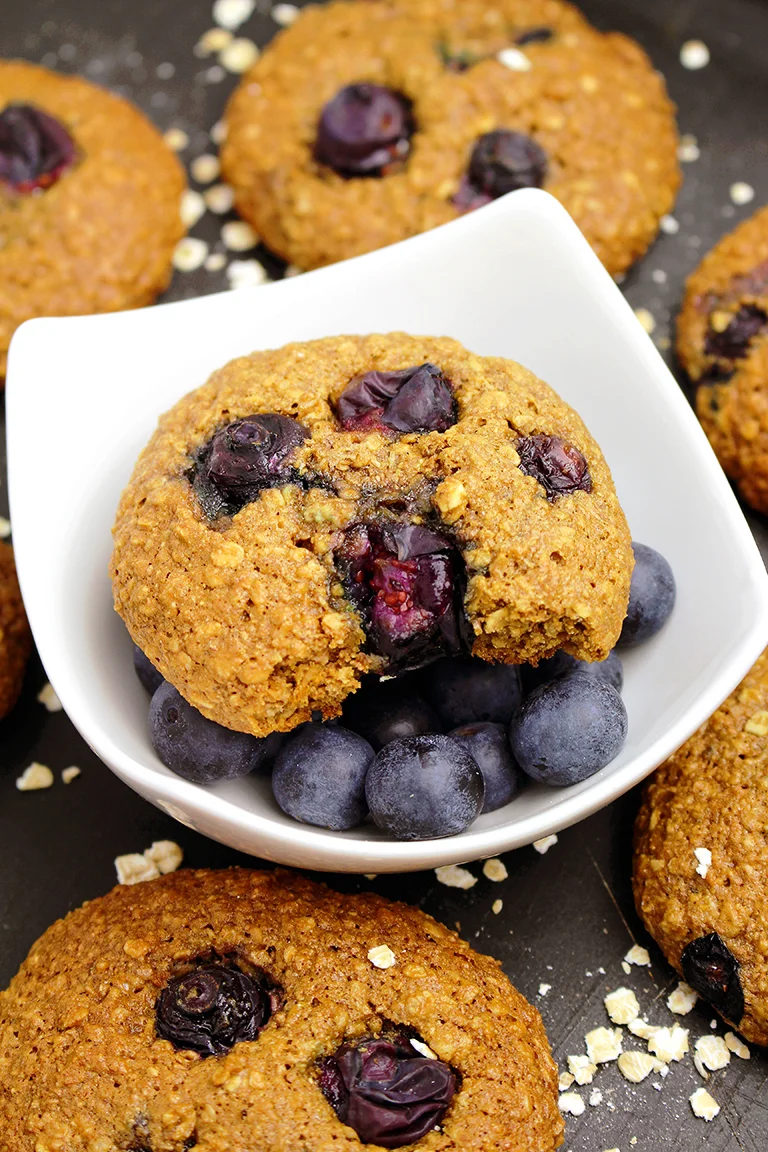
(137, 542, 675, 842)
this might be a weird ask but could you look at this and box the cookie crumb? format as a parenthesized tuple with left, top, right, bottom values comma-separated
(435, 864, 477, 889)
(410, 1037, 437, 1059)
(482, 858, 508, 882)
(180, 189, 206, 228)
(744, 709, 768, 735)
(624, 944, 651, 967)
(226, 259, 268, 288)
(694, 1035, 730, 1072)
(164, 127, 189, 151)
(533, 834, 558, 854)
(618, 1050, 656, 1083)
(585, 1026, 622, 1064)
(538, 983, 552, 997)
(37, 682, 62, 712)
(693, 847, 712, 878)
(61, 766, 81, 784)
(368, 944, 396, 970)
(205, 183, 235, 214)
(16, 762, 54, 791)
(724, 1032, 750, 1059)
(213, 0, 255, 31)
(689, 1087, 720, 1121)
(667, 982, 698, 1015)
(173, 236, 209, 271)
(568, 1054, 598, 1085)
(648, 1025, 689, 1064)
(558, 1092, 585, 1117)
(492, 898, 503, 914)
(680, 40, 710, 70)
(272, 3, 299, 26)
(220, 37, 260, 73)
(191, 154, 221, 183)
(604, 987, 640, 1025)
(222, 220, 259, 250)
(497, 47, 531, 71)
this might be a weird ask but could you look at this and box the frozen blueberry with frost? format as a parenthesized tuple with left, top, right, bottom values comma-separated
(366, 734, 484, 839)
(454, 130, 547, 211)
(618, 542, 675, 647)
(510, 674, 627, 786)
(193, 414, 309, 517)
(0, 103, 76, 192)
(336, 363, 457, 435)
(680, 933, 744, 1024)
(156, 963, 279, 1056)
(133, 644, 164, 695)
(705, 305, 767, 361)
(449, 721, 523, 812)
(319, 1028, 457, 1148)
(335, 521, 471, 675)
(422, 656, 522, 728)
(149, 682, 272, 784)
(522, 649, 623, 695)
(516, 434, 592, 500)
(272, 723, 374, 830)
(342, 677, 441, 750)
(315, 84, 414, 177)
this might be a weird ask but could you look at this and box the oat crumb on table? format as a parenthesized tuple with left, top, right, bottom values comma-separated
(15, 762, 54, 791)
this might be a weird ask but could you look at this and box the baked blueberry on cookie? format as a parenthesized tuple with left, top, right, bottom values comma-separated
(633, 648, 768, 1045)
(220, 0, 680, 275)
(0, 868, 565, 1149)
(111, 333, 632, 738)
(0, 60, 186, 380)
(677, 205, 768, 514)
(0, 541, 31, 719)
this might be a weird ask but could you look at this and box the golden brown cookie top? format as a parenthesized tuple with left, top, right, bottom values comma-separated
(0, 867, 564, 1151)
(0, 59, 186, 377)
(0, 540, 31, 720)
(633, 648, 768, 1046)
(111, 333, 632, 737)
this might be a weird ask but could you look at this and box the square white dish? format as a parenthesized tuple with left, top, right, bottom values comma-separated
(7, 188, 768, 873)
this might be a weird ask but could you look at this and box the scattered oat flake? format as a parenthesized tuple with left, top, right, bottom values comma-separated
(368, 944, 396, 969)
(115, 853, 160, 886)
(37, 682, 62, 712)
(173, 237, 209, 271)
(648, 1025, 689, 1063)
(568, 1054, 598, 1085)
(630, 1141, 637, 1148)
(693, 847, 712, 878)
(164, 127, 189, 151)
(213, 0, 255, 30)
(629, 1018, 659, 1041)
(180, 189, 206, 228)
(410, 1038, 437, 1059)
(667, 982, 698, 1015)
(210, 118, 228, 144)
(61, 766, 81, 784)
(695, 1035, 730, 1072)
(205, 251, 227, 272)
(538, 983, 552, 997)
(272, 2, 299, 25)
(220, 37, 259, 73)
(435, 864, 477, 889)
(497, 47, 531, 71)
(651, 268, 667, 284)
(624, 945, 651, 967)
(680, 40, 710, 69)
(533, 834, 558, 854)
(204, 64, 226, 83)
(660, 214, 679, 234)
(724, 1032, 750, 1059)
(589, 1089, 603, 1106)
(146, 840, 184, 875)
(618, 1051, 656, 1083)
(492, 898, 503, 914)
(690, 1087, 720, 1121)
(604, 987, 640, 1025)
(222, 220, 259, 250)
(482, 858, 508, 882)
(284, 263, 302, 278)
(196, 27, 233, 55)
(559, 1071, 575, 1091)
(730, 181, 755, 206)
(205, 183, 235, 214)
(585, 1027, 622, 1065)
(227, 258, 267, 288)
(191, 154, 221, 183)
(558, 1092, 585, 1117)
(678, 134, 700, 163)
(621, 961, 631, 975)
(16, 762, 54, 791)
(634, 308, 656, 334)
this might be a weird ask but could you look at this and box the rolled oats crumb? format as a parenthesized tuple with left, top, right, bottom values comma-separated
(37, 682, 62, 712)
(693, 846, 712, 878)
(205, 252, 227, 272)
(730, 181, 756, 206)
(660, 214, 680, 234)
(630, 1140, 637, 1147)
(533, 834, 558, 854)
(434, 864, 477, 890)
(482, 858, 508, 882)
(272, 3, 299, 26)
(538, 983, 552, 997)
(213, 0, 255, 31)
(603, 1148, 620, 1152)
(678, 134, 700, 163)
(284, 264, 302, 278)
(634, 307, 656, 334)
(410, 1038, 437, 1059)
(220, 37, 260, 73)
(210, 118, 228, 144)
(694, 1035, 730, 1072)
(693, 1053, 709, 1080)
(16, 762, 54, 791)
(680, 40, 710, 70)
(743, 709, 768, 735)
(491, 898, 503, 915)
(115, 853, 160, 886)
(226, 259, 268, 288)
(163, 127, 189, 151)
(689, 1087, 720, 1121)
(624, 944, 651, 967)
(61, 766, 81, 784)
(180, 189, 206, 228)
(367, 944, 396, 970)
(667, 982, 698, 1015)
(558, 1092, 585, 1117)
(585, 1027, 623, 1065)
(191, 154, 221, 183)
(618, 1050, 656, 1083)
(173, 237, 209, 272)
(145, 840, 184, 875)
(568, 1054, 598, 1085)
(621, 961, 632, 975)
(195, 27, 233, 55)
(204, 183, 235, 214)
(497, 47, 531, 71)
(724, 1032, 750, 1059)
(647, 1025, 689, 1063)
(589, 1089, 603, 1106)
(604, 987, 640, 1025)
(222, 220, 259, 250)
(558, 1072, 575, 1091)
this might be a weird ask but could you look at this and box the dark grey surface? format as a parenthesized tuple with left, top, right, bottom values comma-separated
(1, 1, 768, 1147)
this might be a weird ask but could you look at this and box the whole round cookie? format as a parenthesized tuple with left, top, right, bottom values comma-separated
(220, 0, 680, 276)
(633, 648, 768, 1045)
(0, 868, 564, 1150)
(0, 60, 186, 379)
(677, 205, 768, 514)
(111, 333, 632, 737)
(0, 540, 31, 719)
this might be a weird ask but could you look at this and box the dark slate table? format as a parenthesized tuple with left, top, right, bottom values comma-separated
(1, 1, 767, 1147)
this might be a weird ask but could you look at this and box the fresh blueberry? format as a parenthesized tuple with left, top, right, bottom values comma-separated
(422, 657, 522, 727)
(365, 734, 484, 839)
(454, 130, 547, 212)
(516, 434, 592, 500)
(335, 521, 472, 675)
(0, 103, 76, 192)
(680, 933, 744, 1024)
(516, 27, 555, 45)
(315, 84, 414, 177)
(522, 649, 623, 695)
(705, 305, 767, 361)
(449, 721, 523, 812)
(342, 678, 441, 750)
(149, 682, 271, 784)
(155, 964, 280, 1056)
(618, 542, 676, 648)
(133, 644, 164, 695)
(272, 723, 374, 830)
(510, 674, 628, 786)
(319, 1029, 457, 1148)
(193, 413, 309, 517)
(336, 363, 456, 435)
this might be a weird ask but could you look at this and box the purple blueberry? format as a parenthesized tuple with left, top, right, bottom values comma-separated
(315, 84, 414, 177)
(334, 521, 471, 675)
(422, 656, 522, 728)
(0, 103, 76, 192)
(449, 721, 523, 812)
(342, 678, 441, 750)
(516, 434, 592, 500)
(272, 723, 374, 830)
(193, 413, 309, 517)
(336, 363, 456, 435)
(510, 674, 627, 786)
(149, 682, 272, 784)
(522, 649, 623, 695)
(133, 644, 164, 695)
(366, 734, 484, 839)
(705, 305, 767, 361)
(516, 28, 555, 45)
(680, 933, 744, 1024)
(454, 130, 547, 212)
(618, 543, 676, 648)
(318, 1029, 456, 1148)
(155, 964, 279, 1056)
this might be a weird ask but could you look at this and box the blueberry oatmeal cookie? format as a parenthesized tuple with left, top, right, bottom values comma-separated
(220, 0, 679, 275)
(111, 333, 632, 738)
(0, 868, 564, 1150)
(0, 541, 31, 719)
(677, 205, 768, 514)
(633, 648, 768, 1045)
(0, 60, 186, 380)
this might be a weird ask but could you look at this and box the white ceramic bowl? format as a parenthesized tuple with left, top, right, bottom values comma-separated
(7, 190, 768, 873)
